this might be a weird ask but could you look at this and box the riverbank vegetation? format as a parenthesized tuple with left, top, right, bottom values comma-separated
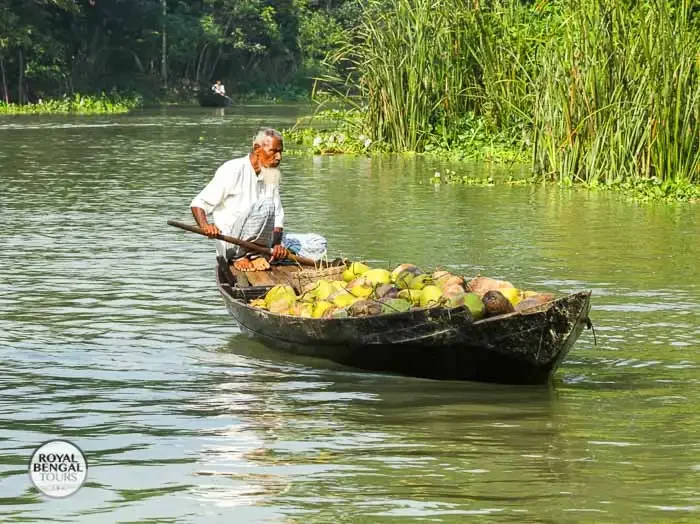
(0, 93, 142, 115)
(1, 1, 697, 200)
(288, 0, 699, 201)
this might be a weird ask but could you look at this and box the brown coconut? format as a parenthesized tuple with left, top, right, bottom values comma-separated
(482, 290, 515, 317)
(375, 283, 399, 300)
(514, 293, 556, 312)
(432, 270, 452, 281)
(514, 298, 542, 312)
(348, 299, 382, 317)
(467, 276, 515, 297)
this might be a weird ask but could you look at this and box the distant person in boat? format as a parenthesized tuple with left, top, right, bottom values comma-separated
(211, 80, 226, 97)
(191, 128, 327, 272)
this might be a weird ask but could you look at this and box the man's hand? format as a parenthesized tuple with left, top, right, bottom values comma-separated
(191, 207, 220, 238)
(201, 223, 220, 238)
(270, 244, 288, 262)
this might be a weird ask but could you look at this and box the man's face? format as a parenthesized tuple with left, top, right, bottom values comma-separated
(255, 136, 283, 168)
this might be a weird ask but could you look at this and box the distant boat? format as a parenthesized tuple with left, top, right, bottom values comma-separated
(198, 92, 231, 107)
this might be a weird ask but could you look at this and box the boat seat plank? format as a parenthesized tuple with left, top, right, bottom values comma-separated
(229, 264, 303, 288)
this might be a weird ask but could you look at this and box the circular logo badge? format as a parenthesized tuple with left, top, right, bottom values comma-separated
(29, 440, 88, 498)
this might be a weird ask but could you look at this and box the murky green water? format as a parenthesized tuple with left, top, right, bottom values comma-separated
(1, 106, 698, 522)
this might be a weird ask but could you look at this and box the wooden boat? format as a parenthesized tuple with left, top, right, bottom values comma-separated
(198, 91, 231, 107)
(215, 258, 592, 385)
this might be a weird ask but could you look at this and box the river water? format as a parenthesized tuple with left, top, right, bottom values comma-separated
(1, 106, 698, 522)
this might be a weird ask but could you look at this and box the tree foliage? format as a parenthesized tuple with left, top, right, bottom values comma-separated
(0, 0, 358, 102)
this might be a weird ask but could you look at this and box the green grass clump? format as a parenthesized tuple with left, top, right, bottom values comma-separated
(0, 93, 142, 115)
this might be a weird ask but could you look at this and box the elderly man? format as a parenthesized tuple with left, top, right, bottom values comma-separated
(191, 128, 290, 272)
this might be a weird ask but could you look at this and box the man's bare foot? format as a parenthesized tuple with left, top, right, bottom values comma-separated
(233, 257, 270, 272)
(250, 257, 270, 271)
(233, 257, 254, 272)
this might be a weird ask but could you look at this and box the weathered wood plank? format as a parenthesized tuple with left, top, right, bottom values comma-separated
(229, 264, 304, 288)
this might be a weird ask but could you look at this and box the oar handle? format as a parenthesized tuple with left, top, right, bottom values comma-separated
(167, 220, 319, 267)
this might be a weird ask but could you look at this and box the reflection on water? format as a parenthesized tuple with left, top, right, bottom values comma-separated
(0, 106, 698, 521)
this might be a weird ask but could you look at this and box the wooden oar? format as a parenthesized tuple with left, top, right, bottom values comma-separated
(167, 220, 318, 267)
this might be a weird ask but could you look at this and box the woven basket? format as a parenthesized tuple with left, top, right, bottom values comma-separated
(289, 264, 347, 292)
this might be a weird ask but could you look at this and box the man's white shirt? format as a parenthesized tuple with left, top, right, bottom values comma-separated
(191, 155, 284, 254)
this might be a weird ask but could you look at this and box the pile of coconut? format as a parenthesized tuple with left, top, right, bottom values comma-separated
(248, 262, 555, 319)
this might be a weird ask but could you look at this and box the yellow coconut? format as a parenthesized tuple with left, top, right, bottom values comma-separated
(398, 289, 423, 306)
(249, 298, 267, 309)
(444, 292, 466, 308)
(499, 287, 522, 306)
(419, 285, 443, 308)
(394, 271, 416, 290)
(409, 274, 432, 290)
(264, 284, 297, 306)
(364, 268, 391, 286)
(268, 296, 296, 314)
(342, 261, 370, 282)
(347, 277, 373, 298)
(290, 302, 313, 318)
(331, 280, 348, 291)
(333, 293, 360, 308)
(312, 301, 334, 318)
(390, 263, 420, 282)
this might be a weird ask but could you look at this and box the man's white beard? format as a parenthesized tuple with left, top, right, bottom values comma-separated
(261, 166, 281, 187)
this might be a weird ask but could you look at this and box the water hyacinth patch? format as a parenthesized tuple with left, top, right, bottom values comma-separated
(283, 110, 382, 155)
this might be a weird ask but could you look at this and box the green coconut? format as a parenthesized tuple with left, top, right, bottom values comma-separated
(249, 298, 267, 309)
(463, 293, 485, 320)
(380, 298, 412, 314)
(331, 280, 348, 291)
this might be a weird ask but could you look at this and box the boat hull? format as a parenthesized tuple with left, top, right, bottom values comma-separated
(216, 266, 592, 384)
(198, 93, 231, 107)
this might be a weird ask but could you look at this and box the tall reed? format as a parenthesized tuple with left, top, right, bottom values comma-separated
(330, 0, 699, 187)
(346, 0, 473, 151)
(530, 0, 699, 185)
(335, 0, 549, 151)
